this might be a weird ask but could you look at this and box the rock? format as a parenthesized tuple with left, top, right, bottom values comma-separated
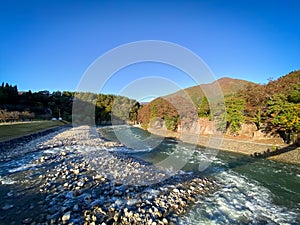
(2, 204, 14, 210)
(162, 218, 168, 224)
(127, 198, 138, 206)
(62, 211, 71, 222)
(22, 218, 32, 224)
(77, 181, 84, 187)
(93, 174, 103, 180)
(61, 206, 68, 212)
(73, 204, 79, 212)
(114, 190, 122, 196)
(92, 215, 97, 222)
(173, 188, 180, 193)
(73, 169, 80, 175)
(73, 190, 80, 197)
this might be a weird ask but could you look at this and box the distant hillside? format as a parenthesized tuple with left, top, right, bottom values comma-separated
(172, 70, 299, 103)
(138, 77, 255, 130)
(210, 77, 255, 96)
(168, 77, 254, 104)
(266, 70, 300, 96)
(138, 70, 300, 144)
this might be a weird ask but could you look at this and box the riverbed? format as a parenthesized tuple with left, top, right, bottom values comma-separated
(0, 125, 299, 224)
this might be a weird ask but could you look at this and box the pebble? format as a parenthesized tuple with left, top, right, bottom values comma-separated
(22, 218, 32, 224)
(162, 218, 168, 224)
(77, 181, 84, 187)
(2, 204, 14, 210)
(73, 169, 80, 175)
(73, 204, 79, 212)
(62, 211, 71, 222)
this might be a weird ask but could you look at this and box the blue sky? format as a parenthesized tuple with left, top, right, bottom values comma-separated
(0, 0, 299, 98)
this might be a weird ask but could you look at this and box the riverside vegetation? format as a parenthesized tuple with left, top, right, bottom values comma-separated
(138, 70, 300, 145)
(0, 84, 140, 125)
(0, 70, 299, 146)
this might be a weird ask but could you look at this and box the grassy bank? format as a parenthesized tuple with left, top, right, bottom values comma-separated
(0, 120, 69, 142)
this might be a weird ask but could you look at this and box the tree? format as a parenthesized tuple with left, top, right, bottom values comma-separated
(198, 96, 210, 118)
(149, 97, 179, 130)
(288, 84, 300, 103)
(222, 97, 245, 134)
(267, 94, 300, 143)
(0, 109, 9, 122)
(112, 96, 132, 122)
(20, 111, 35, 121)
(138, 104, 151, 128)
(239, 83, 267, 129)
(165, 115, 178, 131)
(0, 83, 19, 105)
(9, 111, 20, 122)
(129, 100, 140, 124)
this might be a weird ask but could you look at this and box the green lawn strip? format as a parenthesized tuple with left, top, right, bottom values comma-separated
(0, 120, 69, 142)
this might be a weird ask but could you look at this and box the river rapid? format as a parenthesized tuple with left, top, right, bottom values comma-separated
(0, 125, 299, 224)
(100, 125, 300, 225)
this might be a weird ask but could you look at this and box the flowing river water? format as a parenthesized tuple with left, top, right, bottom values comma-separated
(100, 126, 300, 224)
(0, 125, 299, 224)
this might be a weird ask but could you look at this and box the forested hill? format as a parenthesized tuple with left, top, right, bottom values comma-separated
(138, 70, 300, 144)
(168, 77, 253, 104)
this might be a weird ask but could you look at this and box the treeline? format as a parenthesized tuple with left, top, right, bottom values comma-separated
(240, 70, 300, 143)
(73, 92, 140, 125)
(138, 70, 300, 144)
(0, 109, 35, 122)
(0, 83, 140, 124)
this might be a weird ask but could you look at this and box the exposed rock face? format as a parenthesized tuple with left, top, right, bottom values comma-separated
(239, 123, 257, 138)
(148, 117, 284, 143)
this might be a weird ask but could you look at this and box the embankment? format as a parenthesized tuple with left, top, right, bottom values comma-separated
(0, 125, 71, 162)
(148, 127, 300, 165)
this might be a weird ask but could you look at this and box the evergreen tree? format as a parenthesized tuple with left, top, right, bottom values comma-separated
(198, 96, 210, 118)
(223, 97, 245, 134)
(267, 94, 300, 143)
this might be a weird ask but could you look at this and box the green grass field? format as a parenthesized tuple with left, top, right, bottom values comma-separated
(0, 120, 69, 142)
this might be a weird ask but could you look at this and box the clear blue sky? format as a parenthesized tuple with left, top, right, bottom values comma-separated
(1, 0, 299, 98)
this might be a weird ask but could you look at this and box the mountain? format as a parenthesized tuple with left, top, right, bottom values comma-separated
(265, 70, 300, 96)
(138, 70, 300, 139)
(208, 77, 255, 96)
(167, 77, 255, 104)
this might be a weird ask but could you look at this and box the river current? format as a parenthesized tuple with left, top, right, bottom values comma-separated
(0, 125, 299, 224)
(100, 125, 300, 224)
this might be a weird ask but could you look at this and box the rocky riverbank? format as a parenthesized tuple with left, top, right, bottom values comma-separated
(0, 126, 218, 225)
(147, 126, 300, 165)
(0, 125, 71, 163)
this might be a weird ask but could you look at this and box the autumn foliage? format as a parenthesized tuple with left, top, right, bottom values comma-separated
(138, 70, 300, 143)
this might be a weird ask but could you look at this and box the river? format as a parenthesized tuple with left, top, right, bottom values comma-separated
(100, 125, 300, 224)
(0, 125, 299, 224)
